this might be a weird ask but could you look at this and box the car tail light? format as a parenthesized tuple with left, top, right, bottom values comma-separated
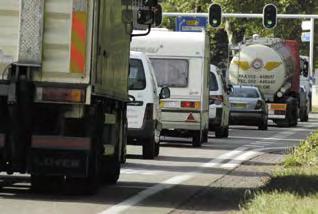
(209, 95, 224, 105)
(181, 101, 201, 109)
(38, 87, 86, 103)
(255, 100, 263, 109)
(144, 104, 154, 120)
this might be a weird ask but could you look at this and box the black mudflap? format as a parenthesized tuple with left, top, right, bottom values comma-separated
(29, 136, 91, 177)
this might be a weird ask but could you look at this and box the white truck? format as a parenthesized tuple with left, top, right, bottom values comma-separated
(0, 0, 161, 193)
(229, 37, 301, 127)
(131, 30, 210, 147)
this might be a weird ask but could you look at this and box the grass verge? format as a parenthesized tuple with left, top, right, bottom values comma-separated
(239, 131, 318, 214)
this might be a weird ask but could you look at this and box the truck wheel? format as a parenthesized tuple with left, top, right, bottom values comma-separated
(121, 118, 127, 164)
(143, 136, 156, 159)
(101, 157, 120, 184)
(192, 131, 202, 148)
(215, 127, 224, 138)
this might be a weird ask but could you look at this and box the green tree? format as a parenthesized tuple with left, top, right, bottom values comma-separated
(162, 0, 316, 66)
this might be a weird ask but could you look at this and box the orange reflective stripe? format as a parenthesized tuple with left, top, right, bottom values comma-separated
(70, 11, 88, 74)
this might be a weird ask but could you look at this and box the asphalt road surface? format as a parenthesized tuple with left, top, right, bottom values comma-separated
(0, 116, 317, 214)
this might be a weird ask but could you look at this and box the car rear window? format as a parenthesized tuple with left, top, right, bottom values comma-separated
(209, 72, 219, 91)
(231, 87, 260, 98)
(150, 58, 189, 87)
(129, 59, 146, 90)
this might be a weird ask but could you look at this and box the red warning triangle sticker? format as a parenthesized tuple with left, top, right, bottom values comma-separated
(186, 113, 196, 122)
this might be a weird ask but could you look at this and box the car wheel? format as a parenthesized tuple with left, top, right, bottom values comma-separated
(192, 131, 202, 148)
(258, 118, 268, 130)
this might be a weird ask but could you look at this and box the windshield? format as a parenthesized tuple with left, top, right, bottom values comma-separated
(150, 58, 189, 87)
(230, 87, 260, 98)
(129, 59, 146, 90)
(209, 72, 219, 91)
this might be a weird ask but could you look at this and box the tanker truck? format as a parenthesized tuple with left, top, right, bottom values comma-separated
(229, 37, 300, 127)
(0, 0, 161, 193)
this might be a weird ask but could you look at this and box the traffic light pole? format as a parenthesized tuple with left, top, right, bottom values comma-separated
(163, 12, 318, 76)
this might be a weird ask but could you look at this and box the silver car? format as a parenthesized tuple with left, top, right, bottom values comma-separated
(229, 85, 268, 130)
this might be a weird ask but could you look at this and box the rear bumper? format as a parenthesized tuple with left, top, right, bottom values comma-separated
(230, 111, 264, 125)
(162, 121, 201, 131)
(128, 120, 156, 141)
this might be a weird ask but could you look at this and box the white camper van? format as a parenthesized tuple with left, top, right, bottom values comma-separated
(127, 51, 167, 159)
(131, 30, 210, 147)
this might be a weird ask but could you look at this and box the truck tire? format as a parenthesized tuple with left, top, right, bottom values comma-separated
(121, 118, 127, 164)
(101, 157, 120, 184)
(143, 136, 156, 159)
(192, 131, 202, 147)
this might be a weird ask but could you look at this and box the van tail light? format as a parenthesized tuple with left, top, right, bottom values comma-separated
(144, 104, 154, 120)
(37, 87, 86, 103)
(209, 95, 224, 105)
(181, 101, 201, 109)
(255, 100, 263, 110)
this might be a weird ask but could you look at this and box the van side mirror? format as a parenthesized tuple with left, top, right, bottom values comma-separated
(160, 87, 170, 99)
(137, 9, 154, 25)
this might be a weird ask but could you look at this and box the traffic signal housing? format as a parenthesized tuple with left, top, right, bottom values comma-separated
(209, 3, 222, 28)
(263, 4, 277, 29)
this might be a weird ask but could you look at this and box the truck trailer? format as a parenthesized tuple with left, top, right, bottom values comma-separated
(229, 37, 301, 127)
(0, 0, 160, 193)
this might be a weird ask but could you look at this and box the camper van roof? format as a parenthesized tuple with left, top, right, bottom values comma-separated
(131, 30, 207, 57)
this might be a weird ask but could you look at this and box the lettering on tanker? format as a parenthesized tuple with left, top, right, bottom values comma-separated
(237, 74, 276, 89)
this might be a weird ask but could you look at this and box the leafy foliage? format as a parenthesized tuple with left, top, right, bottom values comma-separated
(162, 0, 316, 66)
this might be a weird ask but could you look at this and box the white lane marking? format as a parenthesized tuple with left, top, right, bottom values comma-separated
(202, 147, 249, 168)
(99, 128, 310, 214)
(221, 146, 290, 169)
(98, 146, 249, 214)
(229, 136, 301, 142)
(121, 169, 160, 175)
(221, 150, 261, 169)
(99, 174, 193, 214)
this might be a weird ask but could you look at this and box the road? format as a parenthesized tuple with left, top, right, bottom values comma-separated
(0, 117, 317, 214)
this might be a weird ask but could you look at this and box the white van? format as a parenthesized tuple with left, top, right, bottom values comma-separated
(209, 65, 230, 138)
(127, 51, 169, 159)
(131, 30, 210, 147)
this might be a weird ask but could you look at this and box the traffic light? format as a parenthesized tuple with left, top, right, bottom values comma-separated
(209, 3, 222, 28)
(263, 4, 277, 29)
